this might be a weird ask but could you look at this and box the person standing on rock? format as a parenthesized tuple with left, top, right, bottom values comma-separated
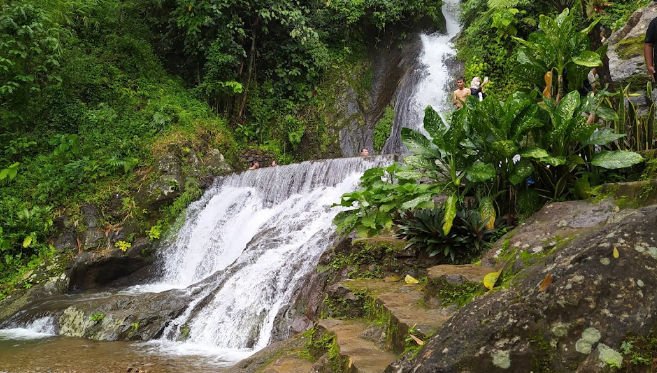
(644, 16, 657, 82)
(452, 77, 471, 108)
(470, 76, 489, 101)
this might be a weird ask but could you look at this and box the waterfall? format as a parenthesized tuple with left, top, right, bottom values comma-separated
(128, 156, 394, 361)
(382, 0, 462, 154)
(0, 316, 56, 340)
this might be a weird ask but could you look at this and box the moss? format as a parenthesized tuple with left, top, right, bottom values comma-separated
(529, 331, 554, 373)
(328, 236, 412, 279)
(616, 36, 645, 60)
(427, 278, 486, 307)
(615, 195, 640, 210)
(373, 105, 394, 152)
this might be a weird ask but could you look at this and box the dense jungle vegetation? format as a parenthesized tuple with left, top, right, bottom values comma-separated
(0, 0, 441, 297)
(334, 0, 656, 263)
(0, 0, 653, 297)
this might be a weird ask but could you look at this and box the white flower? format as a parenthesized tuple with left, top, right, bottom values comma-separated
(512, 154, 521, 164)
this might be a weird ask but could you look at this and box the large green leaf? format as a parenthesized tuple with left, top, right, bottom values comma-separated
(572, 51, 602, 67)
(401, 194, 434, 210)
(403, 155, 438, 171)
(521, 147, 550, 159)
(555, 91, 580, 132)
(442, 194, 457, 235)
(509, 159, 535, 185)
(541, 155, 567, 166)
(423, 105, 447, 139)
(402, 127, 439, 157)
(491, 140, 518, 158)
(591, 151, 644, 169)
(582, 128, 625, 146)
(394, 170, 426, 180)
(466, 161, 496, 183)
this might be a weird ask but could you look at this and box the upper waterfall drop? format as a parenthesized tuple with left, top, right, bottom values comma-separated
(382, 0, 462, 153)
(413, 0, 461, 117)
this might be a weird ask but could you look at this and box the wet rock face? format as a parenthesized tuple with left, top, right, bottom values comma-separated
(396, 205, 657, 373)
(55, 289, 194, 341)
(67, 238, 153, 291)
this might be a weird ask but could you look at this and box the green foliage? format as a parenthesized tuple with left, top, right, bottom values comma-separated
(148, 222, 162, 241)
(0, 2, 64, 131)
(597, 0, 651, 31)
(513, 5, 603, 96)
(89, 312, 105, 323)
(373, 105, 394, 152)
(396, 206, 503, 262)
(115, 240, 131, 252)
(0, 0, 237, 288)
(332, 163, 441, 237)
(606, 83, 655, 152)
(433, 278, 485, 307)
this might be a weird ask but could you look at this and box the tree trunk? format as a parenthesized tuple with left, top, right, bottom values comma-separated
(237, 17, 259, 124)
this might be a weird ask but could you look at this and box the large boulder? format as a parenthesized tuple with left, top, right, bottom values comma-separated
(393, 204, 657, 373)
(67, 238, 154, 291)
(607, 2, 657, 113)
(607, 2, 657, 84)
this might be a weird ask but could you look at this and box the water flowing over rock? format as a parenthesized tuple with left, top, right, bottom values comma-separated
(0, 155, 395, 368)
(152, 156, 394, 354)
(382, 0, 463, 155)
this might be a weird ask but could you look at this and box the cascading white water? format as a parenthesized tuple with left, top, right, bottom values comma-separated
(0, 316, 56, 340)
(408, 0, 461, 132)
(130, 156, 393, 362)
(381, 0, 462, 154)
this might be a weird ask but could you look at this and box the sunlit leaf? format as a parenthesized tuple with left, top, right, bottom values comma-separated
(405, 274, 419, 284)
(483, 270, 502, 290)
(442, 194, 457, 236)
(591, 151, 644, 169)
(538, 273, 552, 292)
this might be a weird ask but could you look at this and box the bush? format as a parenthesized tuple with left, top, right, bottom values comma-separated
(396, 206, 503, 263)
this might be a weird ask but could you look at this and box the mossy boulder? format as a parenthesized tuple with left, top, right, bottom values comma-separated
(394, 204, 657, 373)
(607, 2, 657, 88)
(607, 2, 657, 116)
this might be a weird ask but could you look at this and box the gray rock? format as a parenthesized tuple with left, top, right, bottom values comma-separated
(607, 2, 657, 84)
(397, 205, 657, 372)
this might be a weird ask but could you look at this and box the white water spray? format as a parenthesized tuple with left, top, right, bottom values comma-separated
(382, 0, 462, 153)
(412, 0, 461, 127)
(133, 156, 394, 361)
(0, 317, 56, 340)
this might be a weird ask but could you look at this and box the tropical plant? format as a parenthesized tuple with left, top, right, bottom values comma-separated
(607, 82, 655, 151)
(513, 5, 604, 97)
(332, 163, 441, 237)
(525, 90, 643, 199)
(396, 206, 502, 262)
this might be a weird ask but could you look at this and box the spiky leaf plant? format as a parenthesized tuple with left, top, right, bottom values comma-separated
(397, 206, 504, 263)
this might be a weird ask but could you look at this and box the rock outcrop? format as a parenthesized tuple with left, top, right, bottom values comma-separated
(606, 2, 657, 113)
(607, 2, 657, 86)
(393, 204, 657, 373)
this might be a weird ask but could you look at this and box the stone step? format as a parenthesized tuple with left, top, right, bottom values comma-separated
(319, 319, 397, 373)
(427, 264, 498, 284)
(260, 355, 314, 373)
(342, 279, 453, 342)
